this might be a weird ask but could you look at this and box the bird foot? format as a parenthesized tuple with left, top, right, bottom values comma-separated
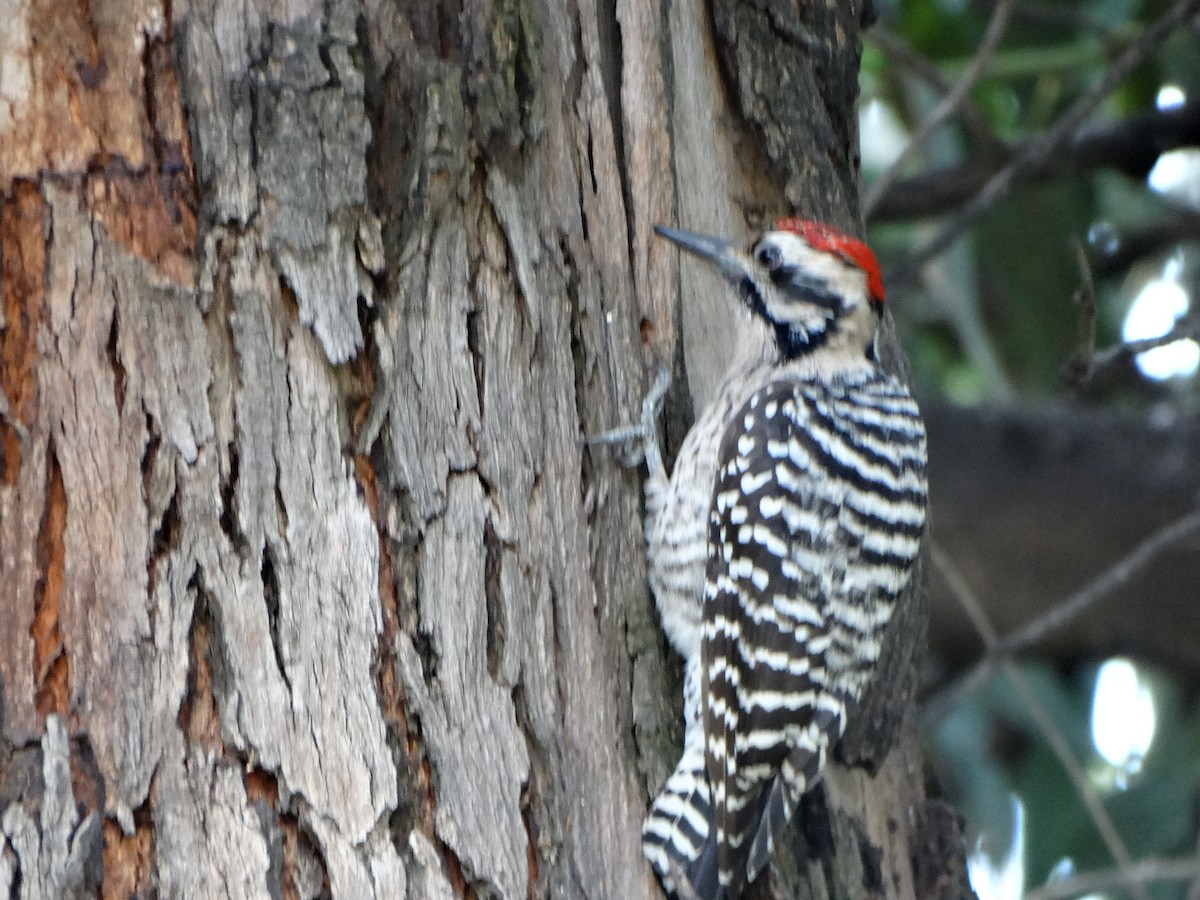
(583, 367, 671, 476)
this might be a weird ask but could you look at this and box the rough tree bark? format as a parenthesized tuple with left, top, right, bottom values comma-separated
(0, 0, 972, 898)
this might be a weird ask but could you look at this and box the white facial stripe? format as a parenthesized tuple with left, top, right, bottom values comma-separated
(761, 232, 869, 308)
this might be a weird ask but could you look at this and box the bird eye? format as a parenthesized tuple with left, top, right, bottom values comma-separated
(756, 243, 782, 271)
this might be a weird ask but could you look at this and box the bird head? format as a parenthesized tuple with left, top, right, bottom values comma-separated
(655, 218, 884, 362)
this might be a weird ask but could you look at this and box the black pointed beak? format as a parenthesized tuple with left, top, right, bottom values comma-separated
(654, 225, 752, 283)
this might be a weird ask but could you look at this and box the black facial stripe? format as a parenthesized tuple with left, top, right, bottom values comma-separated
(768, 263, 797, 288)
(739, 271, 864, 360)
(777, 317, 833, 358)
(775, 268, 845, 315)
(741, 272, 836, 359)
(740, 276, 768, 318)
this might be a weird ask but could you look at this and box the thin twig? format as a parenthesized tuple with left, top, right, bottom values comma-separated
(931, 543, 997, 647)
(1001, 507, 1200, 653)
(1026, 855, 1200, 900)
(1000, 658, 1147, 900)
(1067, 235, 1200, 386)
(1008, 1, 1113, 35)
(925, 507, 1200, 726)
(863, 0, 1016, 218)
(1093, 209, 1200, 278)
(886, 0, 1200, 294)
(1090, 315, 1200, 372)
(868, 27, 1008, 160)
(932, 547, 1148, 900)
(1061, 239, 1098, 387)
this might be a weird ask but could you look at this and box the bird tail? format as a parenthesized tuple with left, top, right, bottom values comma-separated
(645, 766, 793, 900)
(642, 742, 723, 900)
(742, 737, 834, 888)
(644, 723, 837, 897)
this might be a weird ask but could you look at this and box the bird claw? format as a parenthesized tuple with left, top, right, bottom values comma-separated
(583, 367, 671, 475)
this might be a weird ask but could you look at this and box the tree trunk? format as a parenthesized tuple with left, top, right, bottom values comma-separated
(0, 0, 972, 898)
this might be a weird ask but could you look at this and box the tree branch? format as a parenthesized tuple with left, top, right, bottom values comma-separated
(1008, 1, 1115, 34)
(873, 101, 1200, 222)
(884, 0, 1200, 292)
(1000, 658, 1145, 900)
(925, 507, 1200, 725)
(1060, 239, 1098, 387)
(1026, 856, 1200, 900)
(1091, 209, 1200, 278)
(932, 547, 1148, 900)
(1082, 314, 1200, 382)
(868, 27, 1008, 158)
(863, 0, 1016, 219)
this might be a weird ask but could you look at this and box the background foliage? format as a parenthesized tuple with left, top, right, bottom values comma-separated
(860, 1, 1200, 896)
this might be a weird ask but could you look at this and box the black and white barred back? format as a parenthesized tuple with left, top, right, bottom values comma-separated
(643, 365, 927, 899)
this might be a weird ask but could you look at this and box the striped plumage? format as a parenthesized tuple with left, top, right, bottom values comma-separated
(642, 220, 927, 899)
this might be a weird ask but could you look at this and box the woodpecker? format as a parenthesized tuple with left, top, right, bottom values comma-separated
(638, 219, 928, 899)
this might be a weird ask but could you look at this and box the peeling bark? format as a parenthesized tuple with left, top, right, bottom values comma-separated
(0, 0, 970, 898)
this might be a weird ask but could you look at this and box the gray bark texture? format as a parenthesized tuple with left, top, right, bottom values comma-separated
(0, 0, 972, 898)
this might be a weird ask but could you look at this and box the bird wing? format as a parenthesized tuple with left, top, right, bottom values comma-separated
(700, 374, 927, 894)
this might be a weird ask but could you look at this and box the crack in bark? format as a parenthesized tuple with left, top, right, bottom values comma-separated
(465, 307, 486, 423)
(145, 439, 179, 603)
(31, 441, 68, 720)
(178, 570, 224, 752)
(260, 545, 292, 695)
(508, 680, 546, 900)
(101, 805, 155, 899)
(105, 306, 127, 417)
(481, 519, 506, 683)
(216, 441, 250, 557)
(855, 820, 885, 895)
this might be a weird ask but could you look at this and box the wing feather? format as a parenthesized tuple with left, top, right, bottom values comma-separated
(700, 374, 926, 894)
